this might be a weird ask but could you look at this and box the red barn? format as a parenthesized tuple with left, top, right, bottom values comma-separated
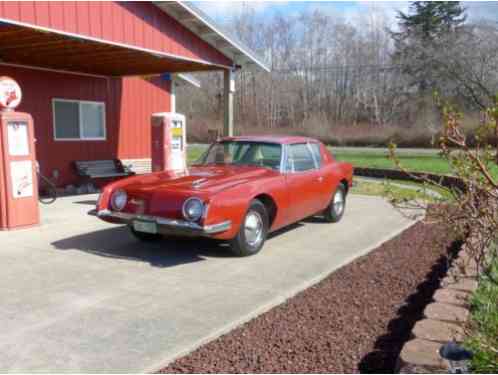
(0, 1, 268, 187)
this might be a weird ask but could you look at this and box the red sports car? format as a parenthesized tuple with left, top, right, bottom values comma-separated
(90, 136, 353, 256)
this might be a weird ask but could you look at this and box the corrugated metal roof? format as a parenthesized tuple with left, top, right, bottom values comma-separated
(154, 1, 270, 72)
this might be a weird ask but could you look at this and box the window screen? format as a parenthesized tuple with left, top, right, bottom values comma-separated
(81, 102, 105, 138)
(53, 99, 105, 140)
(287, 143, 316, 172)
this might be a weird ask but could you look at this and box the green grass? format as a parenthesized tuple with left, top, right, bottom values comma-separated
(465, 257, 498, 373)
(351, 179, 441, 202)
(333, 150, 498, 179)
(187, 144, 209, 164)
(334, 151, 453, 175)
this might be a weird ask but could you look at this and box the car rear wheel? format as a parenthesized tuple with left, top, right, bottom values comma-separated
(229, 199, 269, 256)
(128, 226, 163, 242)
(324, 184, 347, 223)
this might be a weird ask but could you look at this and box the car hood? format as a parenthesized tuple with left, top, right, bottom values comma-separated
(125, 165, 279, 196)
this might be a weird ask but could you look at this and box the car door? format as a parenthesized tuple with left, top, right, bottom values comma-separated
(284, 143, 324, 222)
(308, 142, 334, 210)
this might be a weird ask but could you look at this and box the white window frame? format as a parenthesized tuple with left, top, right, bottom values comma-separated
(52, 98, 106, 141)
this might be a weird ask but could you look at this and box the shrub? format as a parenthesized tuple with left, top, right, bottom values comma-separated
(387, 96, 498, 373)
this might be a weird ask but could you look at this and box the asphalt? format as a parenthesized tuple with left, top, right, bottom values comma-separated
(0, 193, 417, 372)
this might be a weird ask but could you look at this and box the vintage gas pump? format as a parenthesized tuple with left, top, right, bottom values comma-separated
(0, 76, 39, 230)
(151, 112, 187, 172)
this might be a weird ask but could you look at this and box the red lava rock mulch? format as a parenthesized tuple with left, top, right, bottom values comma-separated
(158, 221, 460, 374)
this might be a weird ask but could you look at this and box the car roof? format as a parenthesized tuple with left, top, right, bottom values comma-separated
(219, 135, 319, 145)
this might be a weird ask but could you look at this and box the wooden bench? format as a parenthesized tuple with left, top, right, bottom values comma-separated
(74, 159, 135, 180)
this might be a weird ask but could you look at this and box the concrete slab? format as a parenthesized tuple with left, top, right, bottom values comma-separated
(0, 193, 417, 372)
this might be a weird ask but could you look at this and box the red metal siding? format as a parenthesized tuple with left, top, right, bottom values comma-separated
(0, 1, 232, 68)
(1, 65, 170, 186)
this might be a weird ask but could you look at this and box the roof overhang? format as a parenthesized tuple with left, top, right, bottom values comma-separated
(0, 18, 229, 77)
(175, 73, 201, 88)
(154, 2, 270, 72)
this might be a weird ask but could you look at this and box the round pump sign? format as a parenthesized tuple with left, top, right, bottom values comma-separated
(0, 76, 22, 110)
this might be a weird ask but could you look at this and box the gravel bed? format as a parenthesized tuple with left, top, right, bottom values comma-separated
(159, 221, 459, 373)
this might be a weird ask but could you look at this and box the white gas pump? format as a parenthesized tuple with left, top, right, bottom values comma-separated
(151, 112, 187, 172)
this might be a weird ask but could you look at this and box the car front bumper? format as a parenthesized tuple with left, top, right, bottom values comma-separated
(88, 209, 231, 237)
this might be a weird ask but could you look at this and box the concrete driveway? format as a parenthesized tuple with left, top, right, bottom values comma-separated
(0, 194, 416, 372)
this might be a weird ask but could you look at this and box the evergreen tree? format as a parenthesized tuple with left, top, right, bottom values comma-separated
(397, 1, 466, 40)
(392, 1, 467, 94)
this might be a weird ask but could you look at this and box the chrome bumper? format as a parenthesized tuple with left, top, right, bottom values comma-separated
(88, 209, 231, 235)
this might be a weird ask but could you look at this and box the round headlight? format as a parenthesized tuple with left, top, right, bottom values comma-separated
(182, 197, 204, 222)
(111, 189, 127, 211)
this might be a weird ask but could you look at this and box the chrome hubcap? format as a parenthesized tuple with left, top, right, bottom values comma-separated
(333, 190, 345, 215)
(244, 211, 264, 247)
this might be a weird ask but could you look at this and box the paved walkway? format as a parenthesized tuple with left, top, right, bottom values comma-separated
(0, 194, 416, 372)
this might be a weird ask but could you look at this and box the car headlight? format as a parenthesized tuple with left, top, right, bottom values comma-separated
(110, 189, 127, 211)
(182, 197, 204, 222)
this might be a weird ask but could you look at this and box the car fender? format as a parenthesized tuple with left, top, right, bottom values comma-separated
(205, 175, 288, 240)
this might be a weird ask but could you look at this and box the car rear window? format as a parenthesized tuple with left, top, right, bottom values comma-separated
(287, 143, 316, 172)
(309, 143, 322, 167)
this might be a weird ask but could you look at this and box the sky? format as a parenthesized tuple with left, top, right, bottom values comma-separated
(193, 1, 498, 28)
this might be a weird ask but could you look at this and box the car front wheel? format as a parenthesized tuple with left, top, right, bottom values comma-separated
(229, 199, 269, 256)
(324, 184, 347, 223)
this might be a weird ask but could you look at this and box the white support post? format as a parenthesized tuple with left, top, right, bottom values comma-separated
(170, 76, 176, 113)
(223, 69, 234, 137)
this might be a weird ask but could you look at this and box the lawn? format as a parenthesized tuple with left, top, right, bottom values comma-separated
(332, 149, 498, 178)
(334, 152, 452, 175)
(351, 178, 444, 202)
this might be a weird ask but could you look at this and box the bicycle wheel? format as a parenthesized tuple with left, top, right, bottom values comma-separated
(38, 174, 57, 204)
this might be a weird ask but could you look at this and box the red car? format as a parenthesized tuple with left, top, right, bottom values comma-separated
(90, 136, 353, 256)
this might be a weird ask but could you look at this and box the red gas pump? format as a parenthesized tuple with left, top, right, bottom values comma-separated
(151, 112, 187, 172)
(0, 77, 39, 230)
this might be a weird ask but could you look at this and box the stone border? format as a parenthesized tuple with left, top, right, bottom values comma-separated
(352, 167, 480, 373)
(397, 246, 479, 373)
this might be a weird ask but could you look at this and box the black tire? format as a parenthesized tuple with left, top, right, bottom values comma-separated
(128, 226, 162, 242)
(229, 199, 269, 256)
(324, 184, 347, 223)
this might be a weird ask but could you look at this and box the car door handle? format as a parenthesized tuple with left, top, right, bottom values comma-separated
(317, 176, 324, 182)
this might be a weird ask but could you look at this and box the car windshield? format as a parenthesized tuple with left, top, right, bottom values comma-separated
(196, 141, 282, 171)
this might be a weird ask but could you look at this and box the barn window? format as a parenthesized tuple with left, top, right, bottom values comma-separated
(53, 99, 106, 140)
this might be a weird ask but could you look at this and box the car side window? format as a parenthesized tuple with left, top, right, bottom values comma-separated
(287, 143, 316, 172)
(309, 143, 322, 167)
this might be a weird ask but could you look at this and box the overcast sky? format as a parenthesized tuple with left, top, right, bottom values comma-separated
(194, 1, 498, 28)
